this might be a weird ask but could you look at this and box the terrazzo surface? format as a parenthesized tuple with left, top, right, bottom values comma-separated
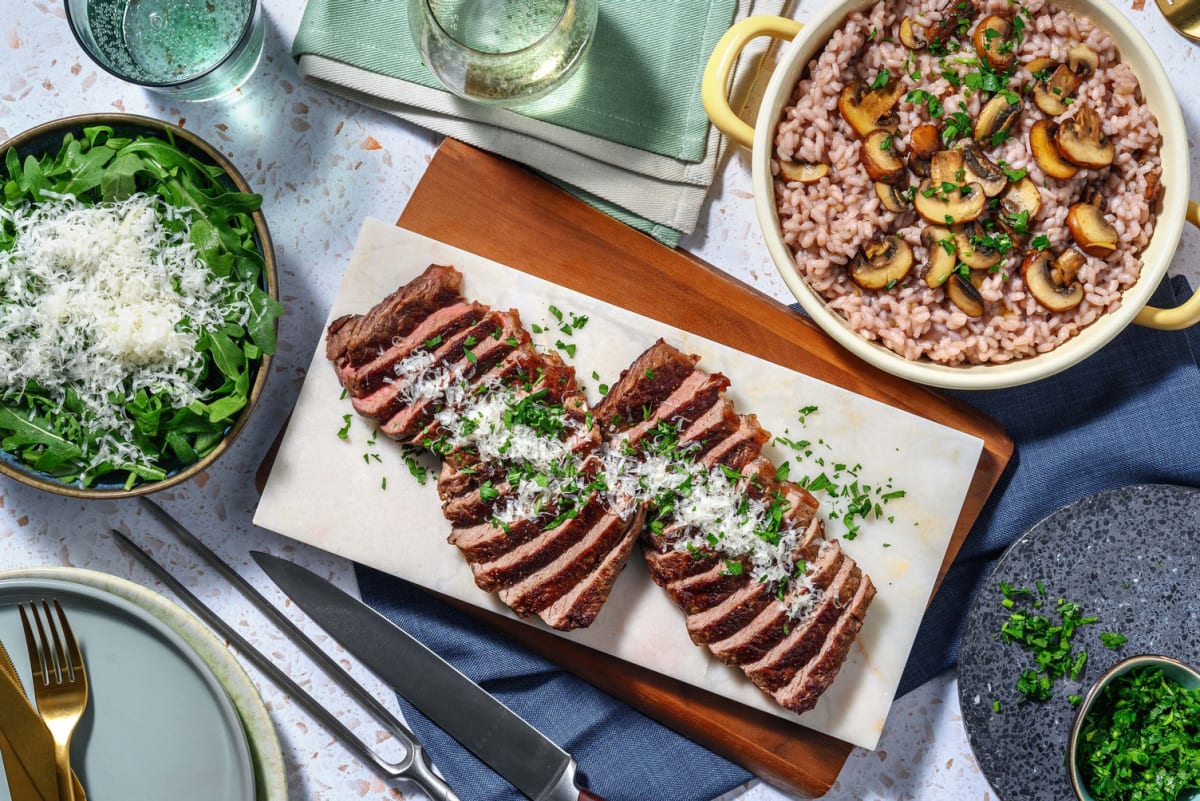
(959, 484, 1200, 801)
(1, 1, 1199, 799)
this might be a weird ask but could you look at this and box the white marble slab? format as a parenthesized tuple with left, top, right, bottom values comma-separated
(255, 218, 984, 750)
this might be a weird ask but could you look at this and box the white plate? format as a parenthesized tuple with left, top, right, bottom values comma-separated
(0, 567, 286, 801)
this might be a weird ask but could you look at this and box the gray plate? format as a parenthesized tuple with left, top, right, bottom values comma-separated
(958, 484, 1200, 801)
(0, 573, 257, 801)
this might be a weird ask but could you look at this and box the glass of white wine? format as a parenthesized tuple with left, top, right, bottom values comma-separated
(65, 0, 265, 102)
(409, 0, 598, 107)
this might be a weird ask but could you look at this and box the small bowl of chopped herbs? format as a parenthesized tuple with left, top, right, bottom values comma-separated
(0, 113, 282, 497)
(1069, 654, 1200, 801)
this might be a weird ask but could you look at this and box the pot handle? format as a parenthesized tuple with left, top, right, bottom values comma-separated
(1134, 200, 1200, 330)
(702, 16, 805, 150)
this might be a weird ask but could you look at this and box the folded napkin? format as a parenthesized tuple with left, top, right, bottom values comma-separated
(292, 0, 784, 245)
(897, 274, 1200, 693)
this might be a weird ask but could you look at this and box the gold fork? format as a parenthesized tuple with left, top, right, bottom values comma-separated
(19, 601, 88, 801)
(1157, 0, 1200, 41)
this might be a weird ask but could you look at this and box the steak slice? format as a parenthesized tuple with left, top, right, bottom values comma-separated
(338, 301, 487, 397)
(350, 309, 505, 420)
(770, 576, 877, 714)
(538, 507, 646, 630)
(594, 340, 700, 431)
(327, 263, 462, 368)
(685, 519, 831, 647)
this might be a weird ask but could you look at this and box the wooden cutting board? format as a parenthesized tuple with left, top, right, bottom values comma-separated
(258, 137, 1012, 797)
(391, 139, 1012, 796)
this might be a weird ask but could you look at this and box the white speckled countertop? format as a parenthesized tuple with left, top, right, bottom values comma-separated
(1, 2, 1197, 800)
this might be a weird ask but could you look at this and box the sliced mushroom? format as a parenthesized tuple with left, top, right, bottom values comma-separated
(899, 17, 928, 49)
(973, 14, 1015, 72)
(1030, 119, 1079, 180)
(956, 140, 1009, 197)
(922, 225, 957, 287)
(914, 179, 987, 224)
(1067, 44, 1099, 78)
(1022, 249, 1084, 311)
(849, 236, 914, 289)
(861, 130, 906, 183)
(975, 94, 1023, 146)
(908, 123, 942, 178)
(1000, 176, 1043, 228)
(777, 160, 830, 184)
(1066, 202, 1118, 256)
(947, 273, 985, 317)
(930, 149, 966, 187)
(953, 221, 1005, 271)
(1055, 107, 1115, 169)
(1032, 64, 1081, 116)
(1026, 56, 1058, 78)
(875, 181, 911, 213)
(838, 78, 903, 138)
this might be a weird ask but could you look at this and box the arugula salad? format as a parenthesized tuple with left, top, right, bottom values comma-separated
(0, 124, 282, 489)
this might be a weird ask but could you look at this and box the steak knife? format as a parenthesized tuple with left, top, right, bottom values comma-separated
(251, 551, 607, 801)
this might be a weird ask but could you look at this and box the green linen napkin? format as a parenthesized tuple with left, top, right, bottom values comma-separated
(292, 0, 782, 244)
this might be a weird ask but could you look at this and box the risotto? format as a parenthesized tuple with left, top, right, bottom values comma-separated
(773, 0, 1162, 365)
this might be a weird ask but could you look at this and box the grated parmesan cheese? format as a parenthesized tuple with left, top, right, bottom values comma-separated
(0, 194, 246, 471)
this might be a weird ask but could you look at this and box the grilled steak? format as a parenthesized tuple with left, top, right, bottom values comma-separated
(330, 269, 875, 712)
(600, 340, 876, 715)
(327, 264, 639, 630)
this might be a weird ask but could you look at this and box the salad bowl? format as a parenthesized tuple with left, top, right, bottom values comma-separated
(0, 113, 280, 498)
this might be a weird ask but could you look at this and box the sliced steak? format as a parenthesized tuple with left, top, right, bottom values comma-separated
(771, 576, 877, 714)
(499, 510, 633, 616)
(338, 301, 487, 396)
(741, 557, 864, 693)
(350, 309, 508, 420)
(469, 494, 607, 592)
(327, 263, 462, 368)
(538, 509, 645, 630)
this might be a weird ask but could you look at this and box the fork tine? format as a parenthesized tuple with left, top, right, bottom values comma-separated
(29, 600, 59, 685)
(17, 603, 46, 684)
(42, 600, 69, 685)
(52, 601, 83, 684)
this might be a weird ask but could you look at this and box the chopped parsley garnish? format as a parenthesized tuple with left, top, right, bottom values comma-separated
(1076, 665, 1200, 801)
(1031, 234, 1051, 250)
(997, 581, 1100, 704)
(870, 69, 891, 90)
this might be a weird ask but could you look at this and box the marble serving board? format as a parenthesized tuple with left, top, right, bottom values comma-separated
(255, 219, 984, 750)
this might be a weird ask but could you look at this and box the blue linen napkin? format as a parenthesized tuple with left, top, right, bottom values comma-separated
(355, 275, 1200, 798)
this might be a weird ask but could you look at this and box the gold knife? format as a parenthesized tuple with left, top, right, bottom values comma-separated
(0, 642, 86, 801)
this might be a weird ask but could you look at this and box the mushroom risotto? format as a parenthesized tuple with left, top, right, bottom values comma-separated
(773, 0, 1162, 366)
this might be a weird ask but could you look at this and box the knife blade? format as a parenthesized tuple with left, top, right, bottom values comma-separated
(251, 551, 607, 801)
(0, 642, 53, 801)
(0, 641, 61, 801)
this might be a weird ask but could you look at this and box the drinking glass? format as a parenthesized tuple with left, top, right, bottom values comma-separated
(65, 0, 265, 102)
(409, 0, 598, 107)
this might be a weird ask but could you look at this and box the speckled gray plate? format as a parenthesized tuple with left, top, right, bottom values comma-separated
(958, 484, 1200, 801)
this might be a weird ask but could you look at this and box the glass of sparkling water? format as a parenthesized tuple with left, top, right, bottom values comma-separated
(409, 0, 598, 107)
(65, 0, 265, 102)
